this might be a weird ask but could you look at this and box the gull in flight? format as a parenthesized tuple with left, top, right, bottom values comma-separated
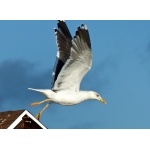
(28, 20, 106, 120)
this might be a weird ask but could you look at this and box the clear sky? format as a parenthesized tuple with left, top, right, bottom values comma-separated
(1, 20, 150, 129)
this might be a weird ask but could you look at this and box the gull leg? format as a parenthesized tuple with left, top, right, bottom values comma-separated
(30, 99, 51, 106)
(35, 102, 51, 120)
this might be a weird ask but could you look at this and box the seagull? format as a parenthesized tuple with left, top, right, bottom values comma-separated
(28, 20, 106, 120)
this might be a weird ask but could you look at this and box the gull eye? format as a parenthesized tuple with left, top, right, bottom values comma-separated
(96, 93, 99, 97)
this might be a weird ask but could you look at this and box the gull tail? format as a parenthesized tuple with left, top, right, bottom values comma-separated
(28, 88, 46, 94)
(28, 88, 40, 92)
(28, 88, 53, 97)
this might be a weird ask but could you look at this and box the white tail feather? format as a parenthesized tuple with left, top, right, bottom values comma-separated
(28, 88, 44, 93)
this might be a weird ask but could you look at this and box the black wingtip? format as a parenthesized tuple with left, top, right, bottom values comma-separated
(56, 20, 72, 40)
(57, 20, 66, 26)
(54, 28, 58, 35)
(58, 20, 65, 22)
(74, 23, 91, 49)
(81, 24, 88, 30)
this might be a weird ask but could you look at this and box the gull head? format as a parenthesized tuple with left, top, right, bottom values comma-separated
(91, 91, 106, 104)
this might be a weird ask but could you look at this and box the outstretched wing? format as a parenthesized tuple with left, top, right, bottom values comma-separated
(51, 20, 72, 88)
(53, 24, 92, 91)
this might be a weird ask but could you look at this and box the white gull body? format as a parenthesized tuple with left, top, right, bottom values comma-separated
(28, 20, 106, 119)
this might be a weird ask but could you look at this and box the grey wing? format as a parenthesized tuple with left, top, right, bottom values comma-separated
(51, 20, 72, 88)
(53, 24, 92, 91)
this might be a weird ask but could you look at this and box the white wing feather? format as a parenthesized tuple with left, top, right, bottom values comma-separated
(53, 24, 92, 91)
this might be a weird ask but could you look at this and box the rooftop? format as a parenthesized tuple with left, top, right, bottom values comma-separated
(0, 110, 47, 129)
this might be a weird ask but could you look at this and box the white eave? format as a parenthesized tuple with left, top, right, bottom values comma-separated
(7, 110, 47, 129)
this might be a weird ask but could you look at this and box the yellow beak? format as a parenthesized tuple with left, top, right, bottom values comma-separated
(100, 98, 106, 104)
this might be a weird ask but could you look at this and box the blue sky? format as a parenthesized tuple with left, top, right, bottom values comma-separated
(1, 20, 150, 129)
